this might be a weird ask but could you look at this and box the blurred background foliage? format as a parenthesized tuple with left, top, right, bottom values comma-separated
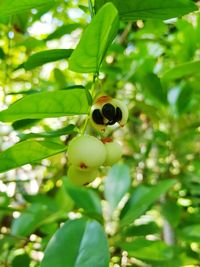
(0, 0, 200, 266)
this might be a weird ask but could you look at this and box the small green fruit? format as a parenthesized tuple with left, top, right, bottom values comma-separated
(67, 165, 98, 186)
(104, 140, 122, 166)
(68, 135, 106, 168)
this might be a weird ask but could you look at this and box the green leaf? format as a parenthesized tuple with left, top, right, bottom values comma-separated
(18, 124, 78, 141)
(41, 218, 109, 267)
(46, 24, 81, 41)
(0, 140, 67, 173)
(12, 254, 31, 267)
(161, 200, 181, 227)
(0, 89, 90, 122)
(122, 222, 160, 237)
(120, 179, 176, 227)
(0, 47, 5, 59)
(69, 2, 119, 73)
(119, 238, 174, 262)
(11, 203, 50, 236)
(94, 0, 197, 20)
(0, 0, 54, 18)
(162, 60, 200, 81)
(104, 163, 131, 212)
(141, 73, 167, 105)
(65, 180, 102, 219)
(180, 224, 200, 242)
(23, 49, 73, 70)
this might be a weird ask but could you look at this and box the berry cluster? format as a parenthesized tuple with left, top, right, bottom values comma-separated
(67, 96, 128, 186)
(67, 135, 122, 186)
(90, 96, 128, 132)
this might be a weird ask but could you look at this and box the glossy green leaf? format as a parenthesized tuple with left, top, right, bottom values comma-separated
(11, 203, 50, 236)
(18, 124, 78, 141)
(104, 163, 131, 212)
(162, 60, 200, 81)
(95, 0, 197, 20)
(65, 180, 102, 218)
(119, 238, 174, 261)
(69, 2, 119, 73)
(23, 49, 73, 70)
(0, 89, 90, 122)
(120, 179, 176, 227)
(0, 0, 54, 18)
(41, 218, 109, 267)
(46, 24, 81, 41)
(0, 140, 67, 173)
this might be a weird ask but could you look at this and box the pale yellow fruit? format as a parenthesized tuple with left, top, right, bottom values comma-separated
(67, 165, 98, 186)
(68, 135, 106, 168)
(112, 99, 129, 127)
(104, 141, 122, 166)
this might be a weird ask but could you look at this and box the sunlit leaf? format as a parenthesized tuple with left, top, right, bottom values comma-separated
(95, 0, 197, 20)
(23, 49, 73, 70)
(0, 89, 91, 122)
(0, 0, 54, 18)
(69, 2, 119, 73)
(0, 140, 67, 173)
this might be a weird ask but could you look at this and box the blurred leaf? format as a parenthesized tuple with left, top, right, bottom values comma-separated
(18, 124, 78, 141)
(0, 47, 5, 59)
(0, 140, 67, 173)
(119, 238, 174, 261)
(120, 179, 176, 227)
(69, 2, 119, 73)
(12, 254, 31, 267)
(46, 23, 81, 41)
(161, 200, 181, 227)
(95, 0, 197, 20)
(11, 203, 50, 236)
(104, 163, 131, 212)
(23, 49, 73, 70)
(176, 86, 193, 114)
(180, 224, 200, 242)
(65, 180, 102, 219)
(41, 218, 109, 267)
(122, 221, 160, 237)
(0, 89, 91, 122)
(162, 60, 200, 81)
(0, 0, 54, 18)
(54, 68, 67, 88)
(12, 119, 40, 130)
(141, 73, 167, 105)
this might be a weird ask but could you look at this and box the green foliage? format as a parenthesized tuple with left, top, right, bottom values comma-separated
(69, 2, 119, 73)
(41, 219, 109, 267)
(0, 89, 90, 121)
(23, 49, 73, 70)
(0, 140, 67, 172)
(95, 0, 197, 20)
(0, 0, 200, 266)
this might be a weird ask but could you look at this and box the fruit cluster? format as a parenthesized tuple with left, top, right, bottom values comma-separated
(67, 96, 128, 186)
(67, 135, 122, 186)
(90, 96, 128, 132)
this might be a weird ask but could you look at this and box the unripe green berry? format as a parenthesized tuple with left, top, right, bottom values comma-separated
(68, 135, 106, 169)
(104, 140, 122, 166)
(67, 165, 98, 186)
